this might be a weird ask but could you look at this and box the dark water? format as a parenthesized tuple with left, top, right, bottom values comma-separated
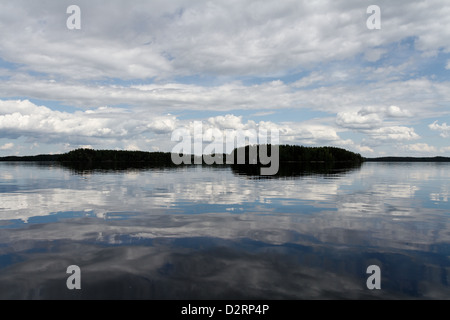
(0, 161, 449, 299)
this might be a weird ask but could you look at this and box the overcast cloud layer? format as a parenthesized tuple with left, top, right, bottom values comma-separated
(0, 0, 449, 157)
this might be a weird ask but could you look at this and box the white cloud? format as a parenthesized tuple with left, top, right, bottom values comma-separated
(385, 106, 413, 118)
(125, 144, 141, 151)
(367, 126, 420, 142)
(0, 0, 449, 81)
(0, 142, 14, 150)
(336, 111, 382, 129)
(0, 100, 125, 139)
(0, 99, 178, 145)
(429, 121, 450, 138)
(207, 115, 246, 131)
(402, 143, 437, 153)
(336, 105, 413, 130)
(147, 116, 178, 134)
(292, 124, 341, 144)
(335, 106, 416, 144)
(355, 145, 374, 154)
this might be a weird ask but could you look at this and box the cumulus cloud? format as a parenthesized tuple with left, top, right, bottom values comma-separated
(147, 116, 178, 134)
(354, 145, 374, 154)
(290, 124, 341, 145)
(336, 110, 382, 130)
(337, 105, 413, 129)
(429, 121, 450, 138)
(385, 106, 413, 118)
(0, 100, 127, 139)
(0, 142, 14, 150)
(0, 99, 178, 145)
(402, 143, 437, 153)
(367, 126, 419, 142)
(207, 115, 246, 131)
(335, 105, 417, 144)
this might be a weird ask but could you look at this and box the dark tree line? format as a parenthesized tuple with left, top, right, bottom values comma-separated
(0, 154, 61, 161)
(365, 156, 450, 162)
(278, 144, 363, 163)
(229, 144, 363, 164)
(57, 148, 175, 165)
(228, 144, 363, 177)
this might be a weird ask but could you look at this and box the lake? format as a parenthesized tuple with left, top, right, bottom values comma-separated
(0, 161, 449, 299)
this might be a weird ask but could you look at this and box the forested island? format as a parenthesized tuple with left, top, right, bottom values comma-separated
(228, 145, 363, 177)
(58, 148, 175, 165)
(231, 144, 364, 163)
(0, 145, 363, 165)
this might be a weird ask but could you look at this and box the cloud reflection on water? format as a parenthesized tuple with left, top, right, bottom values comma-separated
(0, 162, 449, 299)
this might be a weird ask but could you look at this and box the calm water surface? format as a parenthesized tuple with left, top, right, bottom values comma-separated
(0, 161, 449, 299)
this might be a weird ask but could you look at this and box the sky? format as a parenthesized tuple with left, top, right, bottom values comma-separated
(0, 0, 449, 158)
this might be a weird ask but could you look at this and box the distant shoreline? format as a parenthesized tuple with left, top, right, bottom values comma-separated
(0, 154, 61, 162)
(364, 156, 450, 162)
